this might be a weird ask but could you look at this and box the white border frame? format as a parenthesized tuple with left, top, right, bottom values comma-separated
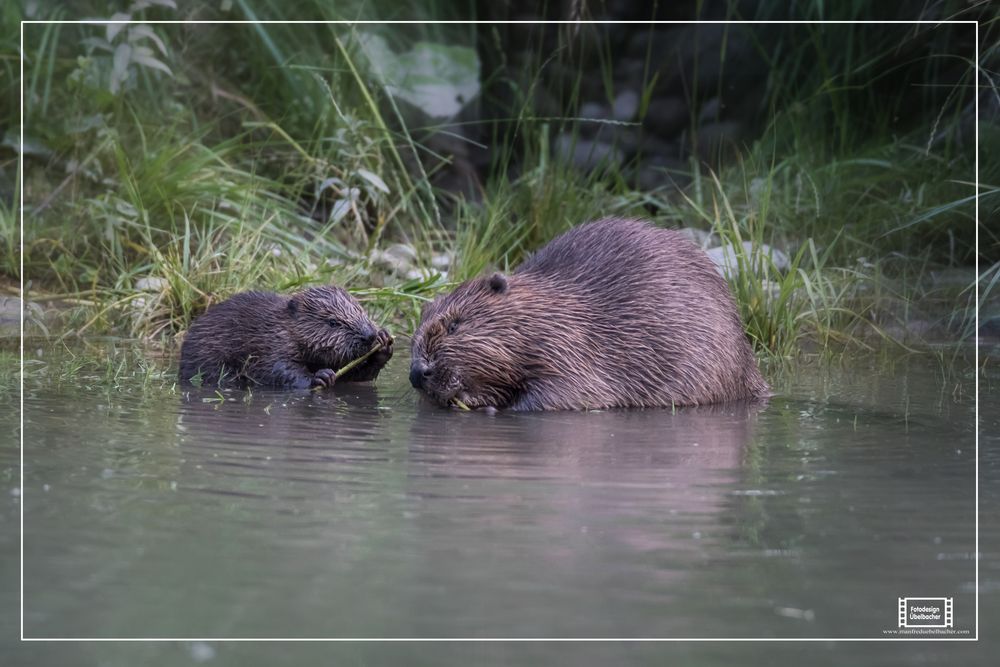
(18, 18, 981, 642)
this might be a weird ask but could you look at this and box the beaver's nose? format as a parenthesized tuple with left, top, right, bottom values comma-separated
(409, 361, 432, 389)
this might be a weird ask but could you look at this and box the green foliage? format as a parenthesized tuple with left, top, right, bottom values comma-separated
(0, 163, 17, 279)
(357, 32, 481, 119)
(5, 3, 992, 366)
(74, 10, 174, 97)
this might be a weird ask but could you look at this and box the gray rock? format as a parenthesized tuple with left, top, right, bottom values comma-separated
(643, 97, 688, 138)
(634, 156, 688, 191)
(748, 177, 770, 206)
(384, 243, 418, 263)
(612, 89, 640, 121)
(371, 243, 418, 275)
(698, 97, 721, 124)
(676, 227, 715, 249)
(404, 267, 448, 283)
(626, 27, 683, 61)
(507, 15, 544, 50)
(593, 19, 629, 51)
(404, 268, 426, 282)
(684, 25, 754, 90)
(129, 296, 149, 321)
(614, 57, 648, 88)
(761, 279, 784, 300)
(431, 252, 452, 271)
(594, 125, 640, 156)
(135, 277, 168, 291)
(695, 121, 744, 161)
(761, 244, 791, 271)
(7, 298, 51, 337)
(554, 134, 623, 171)
(928, 268, 977, 288)
(579, 101, 610, 120)
(705, 241, 790, 280)
(635, 134, 681, 160)
(0, 296, 23, 337)
(626, 25, 762, 97)
(578, 102, 611, 139)
(980, 315, 1000, 340)
(704, 246, 736, 279)
(0, 296, 21, 324)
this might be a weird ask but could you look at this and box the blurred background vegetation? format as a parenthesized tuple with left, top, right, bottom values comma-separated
(2, 0, 997, 363)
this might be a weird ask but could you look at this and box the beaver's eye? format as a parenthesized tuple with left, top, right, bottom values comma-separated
(327, 318, 340, 328)
(447, 320, 459, 335)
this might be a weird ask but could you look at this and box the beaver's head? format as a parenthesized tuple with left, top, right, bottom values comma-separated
(287, 286, 386, 372)
(410, 272, 536, 409)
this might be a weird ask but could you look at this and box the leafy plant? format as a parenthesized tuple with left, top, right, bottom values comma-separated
(71, 1, 176, 98)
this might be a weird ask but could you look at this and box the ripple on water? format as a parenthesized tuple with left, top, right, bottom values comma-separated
(18, 349, 987, 639)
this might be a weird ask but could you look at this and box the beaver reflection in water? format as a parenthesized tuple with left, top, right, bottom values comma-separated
(179, 286, 392, 389)
(409, 218, 768, 411)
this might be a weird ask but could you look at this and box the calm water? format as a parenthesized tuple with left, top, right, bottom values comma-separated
(3, 344, 997, 663)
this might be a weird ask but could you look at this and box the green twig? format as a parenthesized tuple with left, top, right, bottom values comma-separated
(334, 337, 392, 378)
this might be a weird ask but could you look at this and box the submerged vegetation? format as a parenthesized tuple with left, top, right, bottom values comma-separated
(3, 1, 997, 385)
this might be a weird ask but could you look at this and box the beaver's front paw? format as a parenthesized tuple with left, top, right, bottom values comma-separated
(374, 328, 394, 365)
(311, 368, 337, 388)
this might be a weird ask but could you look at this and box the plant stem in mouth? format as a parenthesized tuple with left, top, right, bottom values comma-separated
(452, 398, 471, 411)
(334, 337, 391, 378)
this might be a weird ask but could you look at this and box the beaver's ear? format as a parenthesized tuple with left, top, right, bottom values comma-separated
(287, 296, 300, 317)
(489, 272, 509, 295)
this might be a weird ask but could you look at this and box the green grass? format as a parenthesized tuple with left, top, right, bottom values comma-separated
(0, 340, 177, 401)
(0, 165, 16, 279)
(5, 3, 995, 375)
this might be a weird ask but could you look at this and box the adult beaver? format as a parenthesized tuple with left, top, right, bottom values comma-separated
(409, 218, 768, 410)
(179, 286, 392, 388)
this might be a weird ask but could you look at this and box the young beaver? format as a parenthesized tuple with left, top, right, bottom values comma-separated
(409, 218, 768, 410)
(179, 286, 392, 388)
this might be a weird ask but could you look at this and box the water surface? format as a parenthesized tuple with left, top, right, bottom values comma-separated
(3, 344, 994, 657)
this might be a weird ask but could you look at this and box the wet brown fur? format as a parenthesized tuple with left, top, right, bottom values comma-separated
(179, 286, 392, 388)
(410, 218, 769, 410)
